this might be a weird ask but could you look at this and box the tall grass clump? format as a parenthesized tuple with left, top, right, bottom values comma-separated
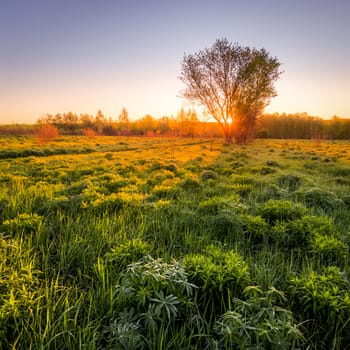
(2, 213, 43, 235)
(277, 173, 302, 191)
(288, 266, 350, 349)
(0, 234, 40, 349)
(184, 245, 250, 316)
(296, 187, 344, 212)
(103, 239, 152, 278)
(273, 215, 338, 250)
(257, 199, 308, 224)
(240, 214, 269, 246)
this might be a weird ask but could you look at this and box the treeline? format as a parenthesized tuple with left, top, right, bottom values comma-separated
(257, 113, 350, 139)
(1, 110, 350, 140)
(34, 108, 223, 138)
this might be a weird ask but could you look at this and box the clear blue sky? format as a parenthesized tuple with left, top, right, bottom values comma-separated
(1, 0, 349, 123)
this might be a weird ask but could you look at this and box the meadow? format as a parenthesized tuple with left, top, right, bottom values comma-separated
(1, 136, 350, 349)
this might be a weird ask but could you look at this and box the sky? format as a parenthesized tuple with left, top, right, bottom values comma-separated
(1, 0, 349, 124)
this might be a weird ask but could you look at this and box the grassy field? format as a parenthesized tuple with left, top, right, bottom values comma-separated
(1, 136, 350, 349)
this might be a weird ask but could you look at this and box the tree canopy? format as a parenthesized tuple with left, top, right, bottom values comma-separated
(180, 38, 282, 143)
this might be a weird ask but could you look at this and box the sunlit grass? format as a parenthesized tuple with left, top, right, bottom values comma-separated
(0, 136, 349, 349)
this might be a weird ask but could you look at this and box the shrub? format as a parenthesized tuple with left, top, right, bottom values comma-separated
(342, 195, 350, 209)
(231, 161, 244, 169)
(284, 215, 336, 248)
(83, 128, 97, 138)
(258, 199, 308, 224)
(200, 170, 218, 181)
(259, 166, 276, 175)
(266, 160, 279, 166)
(229, 182, 253, 197)
(0, 198, 9, 221)
(44, 195, 82, 215)
(288, 266, 350, 348)
(151, 170, 175, 184)
(62, 180, 90, 196)
(309, 234, 346, 265)
(297, 187, 344, 211)
(179, 174, 200, 191)
(270, 215, 339, 249)
(104, 152, 113, 160)
(277, 173, 302, 191)
(149, 161, 163, 171)
(257, 183, 288, 201)
(86, 192, 147, 213)
(207, 211, 243, 241)
(300, 213, 335, 232)
(198, 195, 240, 215)
(184, 245, 250, 312)
(151, 183, 179, 200)
(35, 124, 59, 143)
(163, 163, 178, 173)
(230, 175, 256, 185)
(104, 239, 152, 275)
(2, 213, 43, 235)
(85, 193, 123, 212)
(103, 175, 128, 193)
(327, 165, 350, 177)
(269, 221, 288, 245)
(240, 214, 269, 245)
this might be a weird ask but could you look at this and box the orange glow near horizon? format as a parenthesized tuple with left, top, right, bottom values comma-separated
(2, 76, 349, 125)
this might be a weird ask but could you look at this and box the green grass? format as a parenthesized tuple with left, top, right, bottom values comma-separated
(0, 136, 350, 349)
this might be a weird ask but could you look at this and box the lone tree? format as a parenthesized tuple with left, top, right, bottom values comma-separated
(180, 38, 282, 143)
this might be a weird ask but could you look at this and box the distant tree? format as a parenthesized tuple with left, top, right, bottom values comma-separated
(138, 114, 156, 135)
(62, 112, 78, 124)
(180, 38, 282, 143)
(176, 108, 187, 136)
(95, 109, 105, 123)
(80, 113, 94, 128)
(176, 108, 199, 137)
(54, 113, 63, 124)
(37, 114, 55, 124)
(118, 107, 129, 124)
(94, 109, 106, 134)
(117, 107, 130, 135)
(158, 116, 171, 135)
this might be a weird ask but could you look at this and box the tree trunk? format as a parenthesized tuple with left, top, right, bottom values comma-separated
(222, 124, 234, 144)
(232, 116, 257, 144)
